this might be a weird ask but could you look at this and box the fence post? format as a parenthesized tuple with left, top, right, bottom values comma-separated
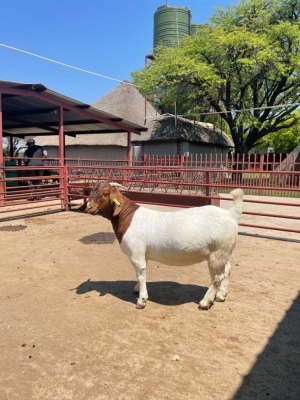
(180, 154, 184, 167)
(205, 171, 211, 199)
(60, 164, 69, 210)
(232, 153, 243, 184)
(0, 93, 5, 206)
(258, 154, 264, 195)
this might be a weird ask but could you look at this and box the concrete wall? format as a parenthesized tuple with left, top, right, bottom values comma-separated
(141, 142, 178, 156)
(46, 146, 127, 160)
(45, 142, 230, 161)
(188, 143, 229, 157)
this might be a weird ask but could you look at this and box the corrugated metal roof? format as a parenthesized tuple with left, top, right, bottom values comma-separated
(0, 80, 147, 139)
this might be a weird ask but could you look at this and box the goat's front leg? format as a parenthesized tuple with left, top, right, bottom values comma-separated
(133, 282, 140, 295)
(131, 258, 148, 309)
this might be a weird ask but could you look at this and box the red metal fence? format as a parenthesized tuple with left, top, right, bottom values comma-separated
(143, 152, 292, 171)
(0, 154, 299, 239)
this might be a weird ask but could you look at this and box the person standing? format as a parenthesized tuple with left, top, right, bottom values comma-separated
(24, 138, 48, 198)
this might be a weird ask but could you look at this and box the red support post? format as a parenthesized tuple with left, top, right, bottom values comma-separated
(127, 131, 131, 166)
(0, 93, 5, 206)
(58, 106, 68, 210)
(205, 171, 211, 198)
(258, 154, 264, 195)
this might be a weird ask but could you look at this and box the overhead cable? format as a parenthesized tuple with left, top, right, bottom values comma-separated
(0, 43, 298, 116)
(0, 43, 133, 85)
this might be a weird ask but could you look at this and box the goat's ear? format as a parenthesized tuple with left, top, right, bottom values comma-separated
(109, 187, 123, 216)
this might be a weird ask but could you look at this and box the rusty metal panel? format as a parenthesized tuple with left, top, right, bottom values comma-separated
(123, 191, 220, 207)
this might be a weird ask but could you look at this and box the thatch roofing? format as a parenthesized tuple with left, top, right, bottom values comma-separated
(92, 82, 158, 127)
(37, 82, 157, 147)
(94, 82, 233, 147)
(133, 115, 233, 147)
(38, 82, 233, 148)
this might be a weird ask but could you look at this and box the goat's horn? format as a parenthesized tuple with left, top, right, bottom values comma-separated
(109, 182, 127, 190)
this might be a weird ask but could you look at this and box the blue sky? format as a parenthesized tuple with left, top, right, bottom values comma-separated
(0, 0, 237, 104)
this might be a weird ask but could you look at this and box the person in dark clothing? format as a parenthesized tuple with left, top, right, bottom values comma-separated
(24, 138, 48, 198)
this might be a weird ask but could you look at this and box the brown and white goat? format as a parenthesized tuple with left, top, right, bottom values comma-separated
(84, 182, 244, 309)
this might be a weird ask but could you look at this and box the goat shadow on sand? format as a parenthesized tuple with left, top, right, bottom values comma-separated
(72, 279, 207, 306)
(77, 232, 206, 305)
(79, 231, 116, 245)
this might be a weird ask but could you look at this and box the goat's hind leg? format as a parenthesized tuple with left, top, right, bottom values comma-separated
(199, 254, 226, 310)
(215, 261, 231, 302)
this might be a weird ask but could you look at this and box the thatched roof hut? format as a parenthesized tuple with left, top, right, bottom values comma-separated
(133, 115, 233, 147)
(37, 82, 233, 155)
(92, 81, 158, 128)
(37, 82, 157, 148)
(92, 82, 233, 148)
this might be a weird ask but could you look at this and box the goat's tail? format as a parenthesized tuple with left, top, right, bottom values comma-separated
(230, 188, 244, 222)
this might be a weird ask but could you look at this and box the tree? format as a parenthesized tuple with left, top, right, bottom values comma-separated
(132, 0, 300, 153)
(256, 110, 300, 152)
(2, 137, 22, 157)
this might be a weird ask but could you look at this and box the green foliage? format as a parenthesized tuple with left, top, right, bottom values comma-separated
(132, 0, 300, 153)
(2, 137, 22, 157)
(257, 111, 300, 153)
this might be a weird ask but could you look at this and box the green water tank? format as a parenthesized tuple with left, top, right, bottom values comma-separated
(153, 5, 191, 49)
(191, 23, 203, 36)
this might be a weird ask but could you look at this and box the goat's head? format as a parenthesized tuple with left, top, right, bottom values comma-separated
(85, 182, 126, 219)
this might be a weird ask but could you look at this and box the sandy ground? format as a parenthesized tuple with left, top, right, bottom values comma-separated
(0, 201, 299, 400)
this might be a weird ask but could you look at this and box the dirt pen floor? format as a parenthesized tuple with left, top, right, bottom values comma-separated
(0, 200, 299, 400)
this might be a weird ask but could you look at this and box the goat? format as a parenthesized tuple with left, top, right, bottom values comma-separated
(84, 182, 244, 309)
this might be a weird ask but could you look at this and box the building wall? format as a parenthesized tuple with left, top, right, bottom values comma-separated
(46, 146, 127, 160)
(141, 142, 230, 157)
(188, 143, 229, 156)
(141, 142, 178, 156)
(45, 142, 230, 161)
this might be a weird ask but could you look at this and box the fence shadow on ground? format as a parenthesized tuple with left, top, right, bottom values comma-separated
(232, 292, 300, 400)
(0, 224, 27, 232)
(72, 279, 207, 306)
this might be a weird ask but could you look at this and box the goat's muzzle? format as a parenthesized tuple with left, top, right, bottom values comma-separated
(78, 201, 97, 215)
(78, 201, 88, 212)
(85, 203, 100, 215)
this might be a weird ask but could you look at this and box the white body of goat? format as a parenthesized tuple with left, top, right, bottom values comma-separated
(86, 184, 244, 309)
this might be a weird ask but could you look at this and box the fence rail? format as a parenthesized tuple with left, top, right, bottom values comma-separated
(67, 164, 300, 197)
(142, 152, 297, 170)
(0, 155, 299, 239)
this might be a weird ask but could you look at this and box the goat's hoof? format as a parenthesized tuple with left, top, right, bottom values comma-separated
(136, 299, 147, 309)
(215, 292, 227, 302)
(198, 300, 212, 310)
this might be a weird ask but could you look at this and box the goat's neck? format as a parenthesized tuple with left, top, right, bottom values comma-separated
(111, 197, 139, 243)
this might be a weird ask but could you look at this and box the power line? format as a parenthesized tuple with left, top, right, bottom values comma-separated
(0, 43, 298, 116)
(143, 102, 300, 120)
(0, 43, 134, 85)
(178, 102, 300, 118)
